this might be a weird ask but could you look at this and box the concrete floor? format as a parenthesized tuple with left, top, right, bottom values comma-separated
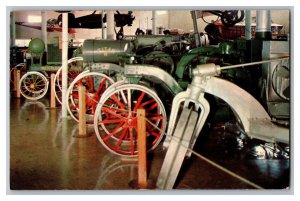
(9, 97, 290, 191)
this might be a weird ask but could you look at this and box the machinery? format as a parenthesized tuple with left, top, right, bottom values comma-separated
(260, 41, 290, 125)
(14, 9, 290, 162)
(58, 13, 290, 159)
(157, 61, 289, 189)
(62, 36, 285, 159)
(66, 33, 243, 126)
(65, 35, 190, 124)
(17, 38, 84, 101)
(10, 9, 290, 190)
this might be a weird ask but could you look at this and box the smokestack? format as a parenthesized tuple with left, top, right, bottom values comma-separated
(255, 10, 272, 40)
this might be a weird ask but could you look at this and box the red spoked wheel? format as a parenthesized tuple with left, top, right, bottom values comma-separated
(94, 84, 167, 157)
(66, 71, 114, 123)
(54, 57, 85, 104)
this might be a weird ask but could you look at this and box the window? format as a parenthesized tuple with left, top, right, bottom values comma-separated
(28, 15, 41, 23)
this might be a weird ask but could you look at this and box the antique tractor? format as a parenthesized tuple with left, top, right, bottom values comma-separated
(64, 34, 288, 157)
(17, 38, 84, 101)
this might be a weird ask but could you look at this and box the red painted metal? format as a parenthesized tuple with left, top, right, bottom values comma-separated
(97, 88, 165, 155)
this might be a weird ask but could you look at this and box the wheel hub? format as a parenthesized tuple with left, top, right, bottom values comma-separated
(125, 113, 136, 127)
(30, 83, 35, 89)
(127, 118, 133, 126)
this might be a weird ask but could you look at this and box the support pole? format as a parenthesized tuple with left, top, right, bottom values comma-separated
(152, 10, 156, 35)
(102, 10, 107, 39)
(61, 13, 68, 118)
(137, 108, 147, 188)
(245, 10, 252, 40)
(50, 73, 56, 108)
(13, 68, 18, 92)
(78, 85, 87, 136)
(191, 10, 201, 47)
(41, 11, 47, 51)
(11, 12, 16, 47)
(107, 10, 115, 40)
(15, 70, 20, 98)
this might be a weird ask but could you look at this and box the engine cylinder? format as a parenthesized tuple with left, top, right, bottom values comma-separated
(82, 39, 132, 63)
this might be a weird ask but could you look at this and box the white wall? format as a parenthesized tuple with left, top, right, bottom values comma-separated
(14, 10, 59, 39)
(271, 10, 290, 34)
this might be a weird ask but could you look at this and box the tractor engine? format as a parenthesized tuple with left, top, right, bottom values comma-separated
(82, 39, 133, 64)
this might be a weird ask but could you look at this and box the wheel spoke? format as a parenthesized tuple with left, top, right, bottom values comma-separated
(147, 115, 164, 121)
(96, 78, 107, 95)
(115, 127, 129, 149)
(146, 131, 160, 145)
(95, 84, 166, 156)
(133, 91, 145, 112)
(102, 106, 127, 114)
(127, 89, 132, 113)
(35, 79, 45, 84)
(147, 131, 160, 137)
(110, 94, 126, 109)
(88, 75, 95, 92)
(101, 106, 126, 119)
(148, 102, 158, 110)
(98, 118, 124, 125)
(139, 99, 156, 108)
(20, 73, 48, 100)
(102, 122, 125, 142)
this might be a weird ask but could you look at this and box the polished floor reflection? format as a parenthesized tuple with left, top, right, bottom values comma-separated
(10, 97, 290, 190)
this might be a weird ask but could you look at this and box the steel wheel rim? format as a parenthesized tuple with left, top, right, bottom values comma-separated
(19, 72, 49, 100)
(54, 57, 85, 104)
(66, 72, 114, 123)
(94, 84, 167, 157)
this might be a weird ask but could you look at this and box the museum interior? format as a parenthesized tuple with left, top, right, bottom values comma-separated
(9, 9, 290, 191)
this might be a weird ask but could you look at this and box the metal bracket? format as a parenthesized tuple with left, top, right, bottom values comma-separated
(157, 108, 198, 189)
(163, 88, 210, 158)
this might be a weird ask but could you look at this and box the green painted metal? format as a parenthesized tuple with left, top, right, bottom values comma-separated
(175, 42, 234, 79)
(126, 76, 142, 84)
(142, 51, 174, 74)
(29, 65, 61, 71)
(28, 38, 45, 54)
(134, 35, 173, 49)
(82, 39, 133, 63)
(73, 47, 82, 57)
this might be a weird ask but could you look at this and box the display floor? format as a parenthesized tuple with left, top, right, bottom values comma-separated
(9, 97, 290, 191)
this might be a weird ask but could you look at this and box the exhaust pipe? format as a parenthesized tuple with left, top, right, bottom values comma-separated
(255, 10, 272, 40)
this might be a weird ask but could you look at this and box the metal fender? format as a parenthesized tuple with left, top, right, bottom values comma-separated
(204, 77, 289, 143)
